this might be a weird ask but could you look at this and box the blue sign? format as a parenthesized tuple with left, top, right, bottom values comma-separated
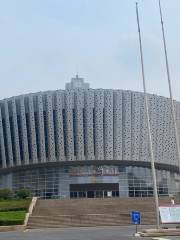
(132, 211, 141, 225)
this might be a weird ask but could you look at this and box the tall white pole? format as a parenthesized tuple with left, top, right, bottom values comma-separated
(136, 2, 160, 229)
(158, 0, 180, 172)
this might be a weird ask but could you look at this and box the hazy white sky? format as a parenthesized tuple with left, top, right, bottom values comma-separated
(0, 0, 180, 100)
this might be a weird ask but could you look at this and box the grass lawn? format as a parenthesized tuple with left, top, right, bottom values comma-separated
(0, 199, 31, 211)
(0, 199, 31, 226)
(0, 210, 26, 226)
(0, 210, 26, 221)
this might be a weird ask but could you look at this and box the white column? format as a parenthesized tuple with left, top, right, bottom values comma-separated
(148, 95, 158, 162)
(84, 89, 95, 160)
(74, 89, 85, 161)
(4, 100, 13, 167)
(19, 96, 29, 165)
(37, 94, 46, 163)
(64, 90, 74, 161)
(0, 105, 6, 168)
(175, 101, 180, 167)
(94, 89, 104, 160)
(122, 91, 131, 160)
(156, 96, 165, 164)
(113, 90, 123, 160)
(104, 90, 113, 160)
(11, 98, 21, 166)
(131, 92, 141, 161)
(46, 93, 55, 162)
(54, 90, 65, 161)
(28, 95, 38, 164)
(139, 95, 149, 162)
(168, 100, 177, 165)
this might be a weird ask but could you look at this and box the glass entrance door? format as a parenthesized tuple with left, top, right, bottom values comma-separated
(70, 183, 119, 199)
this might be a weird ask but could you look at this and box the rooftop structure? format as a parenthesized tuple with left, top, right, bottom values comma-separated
(65, 74, 90, 90)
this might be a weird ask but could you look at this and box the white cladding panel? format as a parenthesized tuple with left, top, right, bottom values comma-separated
(4, 101, 13, 167)
(0, 106, 6, 168)
(94, 90, 104, 160)
(64, 91, 74, 161)
(148, 95, 157, 160)
(74, 89, 85, 160)
(19, 97, 29, 165)
(28, 95, 38, 164)
(104, 90, 113, 160)
(84, 89, 95, 160)
(11, 98, 21, 166)
(139, 95, 149, 162)
(37, 94, 46, 163)
(113, 90, 123, 160)
(0, 89, 179, 169)
(54, 91, 65, 161)
(131, 92, 141, 161)
(122, 91, 131, 160)
(156, 96, 164, 164)
(46, 93, 56, 162)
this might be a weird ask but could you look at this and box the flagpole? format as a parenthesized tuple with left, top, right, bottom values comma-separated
(136, 2, 160, 229)
(158, 0, 180, 172)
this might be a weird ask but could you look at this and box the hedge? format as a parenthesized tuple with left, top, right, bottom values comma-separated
(0, 188, 32, 200)
(0, 219, 24, 226)
(0, 207, 27, 212)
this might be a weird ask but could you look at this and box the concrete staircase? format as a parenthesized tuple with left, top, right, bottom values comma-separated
(27, 197, 178, 229)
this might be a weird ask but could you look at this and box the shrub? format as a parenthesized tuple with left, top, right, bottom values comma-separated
(0, 189, 13, 200)
(15, 189, 31, 199)
(0, 219, 24, 226)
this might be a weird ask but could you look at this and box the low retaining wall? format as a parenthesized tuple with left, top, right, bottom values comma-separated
(0, 225, 24, 232)
(24, 197, 38, 226)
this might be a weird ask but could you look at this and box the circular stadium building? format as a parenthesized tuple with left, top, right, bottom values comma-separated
(0, 75, 180, 199)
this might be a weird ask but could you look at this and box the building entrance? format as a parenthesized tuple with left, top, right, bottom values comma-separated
(70, 183, 119, 199)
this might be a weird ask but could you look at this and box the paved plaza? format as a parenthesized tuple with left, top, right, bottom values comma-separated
(0, 226, 180, 240)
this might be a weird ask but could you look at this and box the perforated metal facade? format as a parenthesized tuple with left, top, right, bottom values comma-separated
(0, 89, 180, 167)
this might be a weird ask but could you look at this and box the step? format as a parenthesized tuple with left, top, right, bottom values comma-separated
(27, 197, 175, 228)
